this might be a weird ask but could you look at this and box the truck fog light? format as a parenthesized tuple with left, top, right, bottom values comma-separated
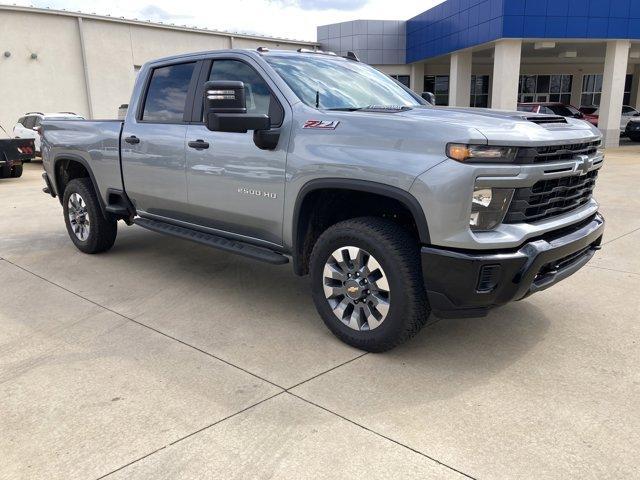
(470, 187, 514, 231)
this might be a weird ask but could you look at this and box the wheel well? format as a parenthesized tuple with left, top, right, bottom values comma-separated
(293, 188, 423, 275)
(54, 158, 90, 201)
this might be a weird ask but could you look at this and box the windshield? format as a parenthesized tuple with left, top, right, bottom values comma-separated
(265, 54, 422, 110)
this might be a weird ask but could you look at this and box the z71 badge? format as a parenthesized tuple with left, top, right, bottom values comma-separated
(303, 120, 340, 130)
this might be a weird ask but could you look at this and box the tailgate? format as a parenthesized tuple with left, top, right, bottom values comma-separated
(0, 138, 36, 165)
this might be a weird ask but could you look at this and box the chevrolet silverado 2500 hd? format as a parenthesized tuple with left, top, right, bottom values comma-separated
(41, 49, 605, 352)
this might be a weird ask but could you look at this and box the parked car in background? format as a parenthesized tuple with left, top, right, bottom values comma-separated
(624, 118, 640, 141)
(0, 124, 35, 178)
(517, 102, 586, 120)
(13, 112, 84, 154)
(578, 105, 640, 133)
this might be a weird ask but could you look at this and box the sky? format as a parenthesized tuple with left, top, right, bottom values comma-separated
(13, 0, 445, 41)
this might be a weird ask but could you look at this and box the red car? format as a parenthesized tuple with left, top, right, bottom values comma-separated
(578, 107, 599, 126)
(517, 102, 587, 120)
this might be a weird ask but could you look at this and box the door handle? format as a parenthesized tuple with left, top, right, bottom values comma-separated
(188, 139, 210, 150)
(125, 135, 140, 145)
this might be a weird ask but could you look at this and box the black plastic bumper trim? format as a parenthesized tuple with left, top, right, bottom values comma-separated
(421, 213, 605, 318)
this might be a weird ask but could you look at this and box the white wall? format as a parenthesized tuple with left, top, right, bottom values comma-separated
(0, 10, 90, 130)
(0, 7, 314, 130)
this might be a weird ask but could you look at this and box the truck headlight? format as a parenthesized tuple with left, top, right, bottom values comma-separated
(447, 144, 517, 163)
(470, 187, 514, 231)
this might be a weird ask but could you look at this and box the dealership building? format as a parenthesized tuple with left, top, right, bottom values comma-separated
(0, 5, 314, 133)
(3, 3, 640, 148)
(319, 0, 640, 147)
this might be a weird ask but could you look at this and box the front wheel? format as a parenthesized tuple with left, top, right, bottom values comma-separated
(310, 217, 430, 352)
(63, 178, 117, 254)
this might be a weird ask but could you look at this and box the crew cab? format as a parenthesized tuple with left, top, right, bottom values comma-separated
(40, 49, 605, 352)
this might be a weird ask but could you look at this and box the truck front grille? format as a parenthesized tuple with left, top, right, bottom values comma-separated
(504, 170, 598, 224)
(516, 140, 601, 163)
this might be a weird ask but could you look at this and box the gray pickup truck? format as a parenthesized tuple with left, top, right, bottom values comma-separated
(41, 48, 605, 351)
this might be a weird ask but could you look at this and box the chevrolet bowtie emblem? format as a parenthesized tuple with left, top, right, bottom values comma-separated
(347, 286, 359, 295)
(576, 155, 591, 176)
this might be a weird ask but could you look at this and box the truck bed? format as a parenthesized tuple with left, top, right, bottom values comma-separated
(41, 119, 124, 203)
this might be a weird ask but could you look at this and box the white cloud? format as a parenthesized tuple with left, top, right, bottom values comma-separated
(19, 0, 444, 41)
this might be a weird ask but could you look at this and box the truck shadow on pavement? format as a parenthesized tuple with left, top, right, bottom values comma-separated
(111, 226, 551, 393)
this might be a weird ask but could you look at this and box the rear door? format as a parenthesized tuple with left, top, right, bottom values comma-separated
(183, 56, 290, 246)
(121, 60, 200, 220)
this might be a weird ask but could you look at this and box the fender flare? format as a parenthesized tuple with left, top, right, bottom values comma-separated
(291, 178, 431, 273)
(52, 154, 107, 214)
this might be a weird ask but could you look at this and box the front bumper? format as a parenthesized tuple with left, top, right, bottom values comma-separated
(421, 213, 604, 318)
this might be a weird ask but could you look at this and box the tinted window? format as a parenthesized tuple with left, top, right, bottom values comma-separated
(24, 116, 36, 129)
(142, 62, 196, 122)
(517, 105, 536, 112)
(18, 117, 26, 126)
(208, 59, 283, 125)
(622, 106, 636, 115)
(547, 105, 574, 117)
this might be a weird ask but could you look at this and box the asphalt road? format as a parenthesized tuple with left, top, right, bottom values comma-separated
(1, 151, 638, 479)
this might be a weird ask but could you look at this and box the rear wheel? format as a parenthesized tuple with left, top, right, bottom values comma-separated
(10, 165, 23, 178)
(310, 217, 430, 352)
(63, 178, 117, 254)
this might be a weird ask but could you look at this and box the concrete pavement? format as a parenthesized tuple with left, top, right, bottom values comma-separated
(1, 150, 638, 479)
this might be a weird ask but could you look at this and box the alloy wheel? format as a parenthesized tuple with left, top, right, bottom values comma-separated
(322, 246, 391, 331)
(68, 192, 91, 241)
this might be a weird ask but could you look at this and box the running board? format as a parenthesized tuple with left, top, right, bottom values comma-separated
(133, 217, 289, 265)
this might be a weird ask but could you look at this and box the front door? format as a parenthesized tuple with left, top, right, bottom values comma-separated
(184, 57, 290, 246)
(121, 61, 198, 220)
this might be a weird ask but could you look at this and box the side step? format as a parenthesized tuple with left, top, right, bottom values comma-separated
(133, 217, 289, 265)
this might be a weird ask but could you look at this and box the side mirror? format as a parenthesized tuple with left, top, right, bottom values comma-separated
(204, 80, 270, 133)
(421, 91, 436, 105)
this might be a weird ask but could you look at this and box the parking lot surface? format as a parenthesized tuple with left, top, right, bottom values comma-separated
(1, 148, 639, 479)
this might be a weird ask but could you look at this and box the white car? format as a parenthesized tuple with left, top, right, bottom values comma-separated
(580, 105, 640, 133)
(13, 112, 84, 154)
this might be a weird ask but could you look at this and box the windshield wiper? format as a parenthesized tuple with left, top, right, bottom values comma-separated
(325, 105, 414, 112)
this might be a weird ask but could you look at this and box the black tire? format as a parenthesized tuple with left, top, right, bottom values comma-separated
(628, 134, 640, 142)
(310, 217, 430, 352)
(0, 165, 10, 179)
(62, 178, 117, 254)
(10, 165, 23, 178)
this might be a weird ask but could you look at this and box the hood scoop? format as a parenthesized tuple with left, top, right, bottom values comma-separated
(525, 115, 567, 125)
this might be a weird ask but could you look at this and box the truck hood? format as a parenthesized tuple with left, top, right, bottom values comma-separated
(371, 106, 602, 146)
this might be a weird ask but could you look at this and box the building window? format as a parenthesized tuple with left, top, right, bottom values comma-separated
(424, 75, 449, 105)
(471, 75, 490, 108)
(390, 75, 410, 88)
(581, 74, 633, 107)
(581, 74, 602, 107)
(518, 75, 573, 104)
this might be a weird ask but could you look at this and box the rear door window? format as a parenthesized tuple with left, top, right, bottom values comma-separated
(141, 62, 196, 123)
